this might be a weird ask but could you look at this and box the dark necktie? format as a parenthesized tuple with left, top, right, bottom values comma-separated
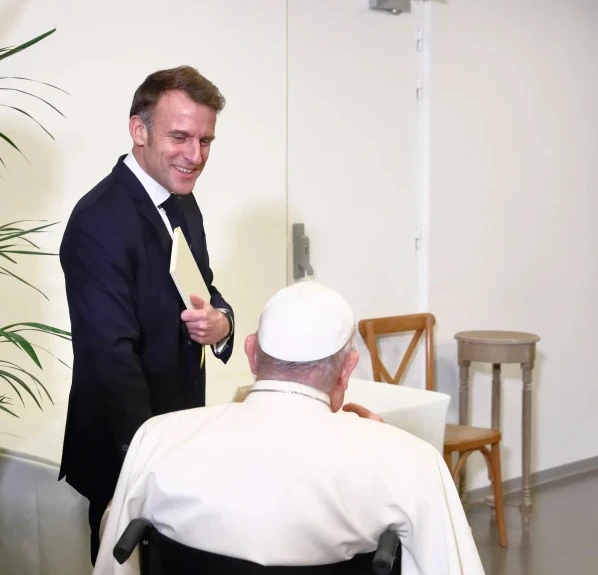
(160, 193, 190, 242)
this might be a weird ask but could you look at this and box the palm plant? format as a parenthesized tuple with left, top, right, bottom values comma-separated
(1, 28, 71, 417)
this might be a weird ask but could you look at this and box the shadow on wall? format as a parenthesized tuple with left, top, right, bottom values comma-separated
(0, 0, 31, 40)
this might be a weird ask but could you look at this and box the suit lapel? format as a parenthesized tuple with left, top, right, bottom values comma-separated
(112, 155, 172, 258)
(179, 194, 203, 258)
(138, 201, 172, 258)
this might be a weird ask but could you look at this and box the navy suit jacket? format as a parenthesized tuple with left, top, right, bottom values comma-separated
(58, 155, 234, 506)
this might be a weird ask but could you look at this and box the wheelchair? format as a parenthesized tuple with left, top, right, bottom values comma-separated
(114, 518, 402, 574)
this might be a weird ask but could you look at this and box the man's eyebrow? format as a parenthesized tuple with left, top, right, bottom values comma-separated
(168, 129, 191, 137)
(168, 130, 215, 141)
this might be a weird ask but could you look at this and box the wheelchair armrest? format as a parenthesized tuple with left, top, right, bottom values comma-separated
(113, 518, 152, 564)
(372, 529, 400, 575)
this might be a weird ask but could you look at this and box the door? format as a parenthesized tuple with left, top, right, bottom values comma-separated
(286, 1, 423, 383)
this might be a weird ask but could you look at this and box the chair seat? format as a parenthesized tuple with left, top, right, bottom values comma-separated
(443, 424, 501, 452)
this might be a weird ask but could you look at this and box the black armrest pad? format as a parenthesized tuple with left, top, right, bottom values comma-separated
(113, 518, 152, 564)
(372, 530, 400, 575)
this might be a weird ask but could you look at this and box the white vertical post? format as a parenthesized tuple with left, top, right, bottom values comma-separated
(416, 1, 432, 389)
(416, 0, 432, 314)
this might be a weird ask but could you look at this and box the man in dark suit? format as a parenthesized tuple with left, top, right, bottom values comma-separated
(58, 66, 235, 564)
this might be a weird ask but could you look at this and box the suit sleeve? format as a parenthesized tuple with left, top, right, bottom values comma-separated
(61, 215, 152, 458)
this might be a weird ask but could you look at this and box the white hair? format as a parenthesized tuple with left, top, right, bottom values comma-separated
(255, 331, 355, 392)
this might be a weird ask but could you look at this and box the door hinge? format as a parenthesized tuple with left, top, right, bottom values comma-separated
(416, 76, 423, 100)
(416, 28, 424, 52)
(415, 229, 422, 251)
(292, 223, 314, 280)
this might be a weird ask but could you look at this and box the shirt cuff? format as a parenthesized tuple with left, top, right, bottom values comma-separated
(213, 308, 234, 355)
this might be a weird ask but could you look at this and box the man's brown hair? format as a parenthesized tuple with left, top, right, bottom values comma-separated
(130, 65, 226, 131)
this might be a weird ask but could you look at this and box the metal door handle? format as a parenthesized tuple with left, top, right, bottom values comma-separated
(292, 223, 314, 280)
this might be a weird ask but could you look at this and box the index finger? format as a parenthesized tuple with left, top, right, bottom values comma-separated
(342, 402, 383, 422)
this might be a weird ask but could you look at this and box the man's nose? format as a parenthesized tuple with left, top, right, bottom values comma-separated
(184, 140, 202, 166)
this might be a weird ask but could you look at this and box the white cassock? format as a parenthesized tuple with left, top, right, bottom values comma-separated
(94, 380, 485, 575)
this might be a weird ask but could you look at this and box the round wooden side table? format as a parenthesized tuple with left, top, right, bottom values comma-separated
(454, 330, 540, 532)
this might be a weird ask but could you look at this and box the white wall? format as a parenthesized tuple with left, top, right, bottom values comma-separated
(429, 0, 598, 489)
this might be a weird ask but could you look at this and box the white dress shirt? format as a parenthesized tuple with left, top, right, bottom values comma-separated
(123, 152, 232, 353)
(95, 379, 485, 575)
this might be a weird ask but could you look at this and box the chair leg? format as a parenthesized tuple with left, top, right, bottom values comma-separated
(443, 451, 452, 475)
(490, 442, 508, 547)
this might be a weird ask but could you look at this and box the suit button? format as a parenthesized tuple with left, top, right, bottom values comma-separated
(187, 340, 192, 346)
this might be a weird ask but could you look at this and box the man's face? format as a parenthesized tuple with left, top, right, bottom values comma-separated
(130, 90, 217, 195)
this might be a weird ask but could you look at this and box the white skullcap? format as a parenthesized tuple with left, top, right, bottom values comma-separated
(257, 281, 355, 362)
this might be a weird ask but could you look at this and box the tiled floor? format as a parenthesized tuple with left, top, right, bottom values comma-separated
(468, 469, 598, 575)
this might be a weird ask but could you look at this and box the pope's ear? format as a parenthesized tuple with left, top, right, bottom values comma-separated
(245, 334, 258, 375)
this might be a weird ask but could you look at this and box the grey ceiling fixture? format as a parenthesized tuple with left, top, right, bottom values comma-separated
(369, 0, 411, 14)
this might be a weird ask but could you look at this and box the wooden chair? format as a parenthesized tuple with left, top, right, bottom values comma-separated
(358, 313, 508, 547)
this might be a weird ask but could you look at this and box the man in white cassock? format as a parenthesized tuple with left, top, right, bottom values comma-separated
(94, 281, 485, 575)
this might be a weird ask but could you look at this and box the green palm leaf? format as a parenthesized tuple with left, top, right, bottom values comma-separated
(0, 369, 25, 406)
(0, 394, 18, 417)
(2, 250, 57, 256)
(0, 361, 52, 403)
(0, 222, 57, 242)
(29, 342, 72, 369)
(0, 76, 70, 95)
(0, 369, 43, 409)
(0, 130, 28, 161)
(0, 104, 55, 139)
(3, 322, 71, 339)
(0, 251, 17, 264)
(0, 88, 65, 118)
(0, 219, 41, 229)
(0, 265, 49, 299)
(0, 221, 44, 249)
(0, 328, 42, 367)
(0, 29, 56, 62)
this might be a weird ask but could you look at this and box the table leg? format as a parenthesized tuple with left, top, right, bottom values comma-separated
(485, 363, 502, 508)
(491, 363, 502, 430)
(458, 359, 471, 508)
(521, 361, 533, 531)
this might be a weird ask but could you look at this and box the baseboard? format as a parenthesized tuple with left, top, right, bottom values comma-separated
(467, 455, 598, 502)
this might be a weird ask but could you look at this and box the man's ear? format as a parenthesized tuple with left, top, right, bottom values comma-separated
(129, 115, 149, 147)
(244, 334, 259, 376)
(329, 349, 359, 412)
(340, 349, 359, 382)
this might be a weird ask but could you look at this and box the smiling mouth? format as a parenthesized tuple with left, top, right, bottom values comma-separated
(173, 165, 195, 175)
